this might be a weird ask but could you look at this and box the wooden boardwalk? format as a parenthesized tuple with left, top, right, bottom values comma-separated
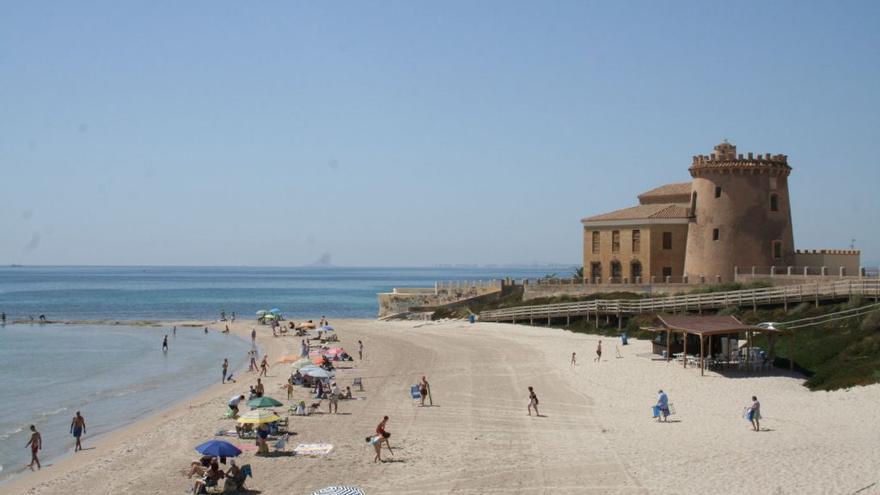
(479, 279, 880, 324)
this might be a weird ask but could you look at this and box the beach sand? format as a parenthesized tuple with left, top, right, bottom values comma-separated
(5, 319, 880, 494)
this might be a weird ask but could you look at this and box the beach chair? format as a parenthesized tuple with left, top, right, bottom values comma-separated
(352, 377, 363, 391)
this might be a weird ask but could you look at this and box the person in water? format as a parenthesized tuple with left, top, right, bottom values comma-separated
(26, 425, 42, 470)
(162, 335, 169, 351)
(70, 411, 87, 451)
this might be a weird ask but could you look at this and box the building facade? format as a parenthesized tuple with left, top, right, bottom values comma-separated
(581, 142, 858, 283)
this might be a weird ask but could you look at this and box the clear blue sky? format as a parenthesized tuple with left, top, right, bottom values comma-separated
(2, 1, 878, 266)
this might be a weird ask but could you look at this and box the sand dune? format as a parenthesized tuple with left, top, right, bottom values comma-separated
(5, 319, 880, 494)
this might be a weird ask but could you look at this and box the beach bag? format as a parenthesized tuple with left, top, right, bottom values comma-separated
(744, 409, 754, 421)
(652, 405, 661, 418)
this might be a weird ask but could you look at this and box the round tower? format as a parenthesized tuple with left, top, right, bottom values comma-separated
(683, 141, 795, 281)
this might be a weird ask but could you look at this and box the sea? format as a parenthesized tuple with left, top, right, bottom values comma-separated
(0, 265, 558, 482)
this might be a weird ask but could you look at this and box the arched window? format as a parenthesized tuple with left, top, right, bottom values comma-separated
(631, 261, 643, 281)
(590, 262, 602, 283)
(610, 261, 622, 281)
(770, 193, 779, 212)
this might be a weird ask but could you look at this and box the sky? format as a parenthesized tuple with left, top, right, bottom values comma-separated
(2, 1, 879, 267)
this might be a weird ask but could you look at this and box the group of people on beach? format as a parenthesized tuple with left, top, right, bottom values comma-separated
(24, 412, 87, 471)
(652, 389, 762, 430)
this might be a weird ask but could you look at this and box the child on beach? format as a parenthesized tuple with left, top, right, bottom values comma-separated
(570, 352, 577, 366)
(528, 387, 539, 416)
(746, 396, 761, 431)
(595, 340, 602, 362)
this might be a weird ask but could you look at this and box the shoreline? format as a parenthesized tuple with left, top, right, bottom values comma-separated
(5, 318, 880, 494)
(1, 319, 261, 490)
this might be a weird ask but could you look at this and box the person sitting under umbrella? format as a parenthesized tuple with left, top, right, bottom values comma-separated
(192, 459, 225, 494)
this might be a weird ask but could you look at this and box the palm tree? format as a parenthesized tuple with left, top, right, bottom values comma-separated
(572, 266, 584, 280)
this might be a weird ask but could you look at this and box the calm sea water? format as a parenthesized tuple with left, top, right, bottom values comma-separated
(0, 324, 251, 482)
(0, 266, 559, 321)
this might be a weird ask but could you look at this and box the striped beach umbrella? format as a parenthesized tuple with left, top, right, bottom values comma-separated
(236, 409, 280, 424)
(311, 487, 365, 495)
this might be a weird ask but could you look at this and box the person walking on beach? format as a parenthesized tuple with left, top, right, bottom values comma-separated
(594, 340, 602, 362)
(222, 358, 229, 383)
(26, 425, 41, 470)
(358, 340, 364, 360)
(251, 328, 256, 343)
(255, 378, 264, 398)
(747, 396, 762, 431)
(172, 325, 176, 337)
(70, 411, 86, 451)
(259, 356, 269, 377)
(527, 386, 540, 416)
(656, 390, 670, 422)
(285, 377, 294, 400)
(328, 382, 340, 414)
(419, 376, 432, 406)
(162, 334, 168, 352)
(570, 352, 577, 366)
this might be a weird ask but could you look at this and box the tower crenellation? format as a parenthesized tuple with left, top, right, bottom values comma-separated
(690, 143, 790, 178)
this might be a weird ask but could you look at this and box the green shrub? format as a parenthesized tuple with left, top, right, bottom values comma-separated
(861, 310, 880, 332)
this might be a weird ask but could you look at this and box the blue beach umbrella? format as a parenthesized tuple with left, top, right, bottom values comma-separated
(269, 308, 281, 314)
(195, 439, 242, 457)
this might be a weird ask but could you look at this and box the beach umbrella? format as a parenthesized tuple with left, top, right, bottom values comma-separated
(303, 368, 332, 379)
(263, 314, 276, 320)
(269, 308, 281, 314)
(248, 396, 283, 408)
(195, 439, 242, 458)
(311, 487, 365, 495)
(237, 409, 281, 424)
(291, 358, 313, 369)
(256, 310, 267, 316)
(324, 347, 346, 357)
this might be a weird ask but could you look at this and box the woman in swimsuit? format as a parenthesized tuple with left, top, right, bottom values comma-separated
(528, 386, 539, 416)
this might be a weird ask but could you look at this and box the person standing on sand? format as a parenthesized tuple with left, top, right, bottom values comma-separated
(594, 340, 602, 362)
(222, 359, 229, 383)
(656, 390, 670, 422)
(328, 382, 340, 413)
(251, 328, 256, 343)
(570, 352, 577, 366)
(259, 356, 269, 377)
(70, 411, 86, 451)
(255, 378, 264, 398)
(747, 396, 761, 431)
(162, 334, 168, 352)
(173, 325, 176, 336)
(358, 340, 364, 360)
(528, 386, 539, 416)
(26, 425, 41, 470)
(419, 376, 432, 406)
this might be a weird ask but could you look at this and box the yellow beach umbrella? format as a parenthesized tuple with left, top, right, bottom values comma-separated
(237, 409, 281, 424)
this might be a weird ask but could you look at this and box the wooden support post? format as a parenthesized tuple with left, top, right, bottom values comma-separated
(745, 331, 751, 371)
(700, 334, 705, 376)
(666, 329, 671, 362)
(683, 333, 688, 368)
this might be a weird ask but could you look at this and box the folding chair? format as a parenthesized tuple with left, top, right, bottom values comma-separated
(410, 384, 422, 400)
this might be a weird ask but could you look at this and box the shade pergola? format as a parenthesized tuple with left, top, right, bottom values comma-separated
(645, 315, 791, 375)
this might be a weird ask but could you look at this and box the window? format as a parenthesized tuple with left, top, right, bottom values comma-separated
(772, 240, 783, 259)
(662, 267, 673, 279)
(632, 229, 641, 253)
(610, 261, 622, 280)
(631, 261, 642, 280)
(712, 228, 720, 241)
(612, 230, 620, 253)
(770, 193, 779, 212)
(590, 262, 602, 281)
(591, 231, 600, 254)
(714, 186, 721, 198)
(690, 192, 697, 218)
(662, 232, 672, 250)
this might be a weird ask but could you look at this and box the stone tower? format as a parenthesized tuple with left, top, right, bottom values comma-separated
(683, 142, 795, 281)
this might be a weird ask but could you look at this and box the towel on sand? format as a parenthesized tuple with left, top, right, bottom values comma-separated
(293, 443, 334, 456)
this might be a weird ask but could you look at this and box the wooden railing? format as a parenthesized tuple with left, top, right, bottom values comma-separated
(479, 279, 880, 323)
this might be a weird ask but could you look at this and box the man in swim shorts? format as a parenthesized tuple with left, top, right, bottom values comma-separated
(70, 411, 87, 451)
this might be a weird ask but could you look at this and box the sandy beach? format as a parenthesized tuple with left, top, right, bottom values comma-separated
(5, 319, 880, 495)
